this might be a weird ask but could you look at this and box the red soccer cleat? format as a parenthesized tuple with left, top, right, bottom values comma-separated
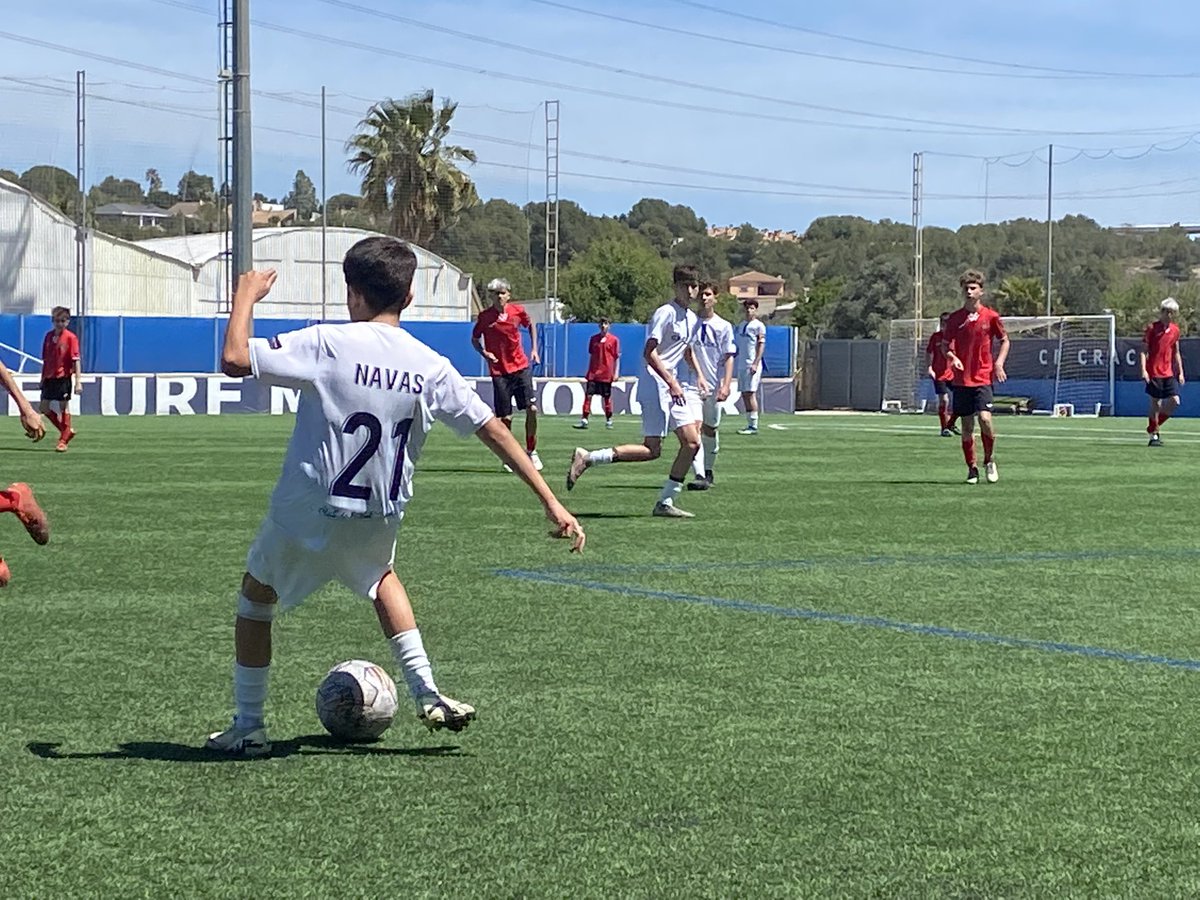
(6, 483, 49, 545)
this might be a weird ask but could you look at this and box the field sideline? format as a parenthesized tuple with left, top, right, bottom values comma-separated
(2, 413, 1198, 897)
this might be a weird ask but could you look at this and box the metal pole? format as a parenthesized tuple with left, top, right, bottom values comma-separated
(1045, 143, 1053, 317)
(320, 84, 327, 322)
(232, 0, 253, 281)
(75, 69, 86, 318)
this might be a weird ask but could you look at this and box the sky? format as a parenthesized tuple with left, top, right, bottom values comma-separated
(3, 0, 1200, 232)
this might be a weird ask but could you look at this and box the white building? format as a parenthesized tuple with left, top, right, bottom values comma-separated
(0, 177, 478, 320)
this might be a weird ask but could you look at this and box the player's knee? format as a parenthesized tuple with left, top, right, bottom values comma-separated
(238, 573, 278, 621)
(644, 441, 662, 460)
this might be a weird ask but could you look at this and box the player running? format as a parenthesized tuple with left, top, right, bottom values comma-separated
(0, 358, 50, 586)
(206, 238, 584, 757)
(941, 269, 1009, 485)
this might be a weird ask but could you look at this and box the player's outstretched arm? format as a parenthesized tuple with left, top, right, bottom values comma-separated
(475, 417, 585, 552)
(221, 269, 278, 377)
(0, 359, 45, 441)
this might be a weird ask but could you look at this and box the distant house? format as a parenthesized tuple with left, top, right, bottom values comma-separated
(167, 200, 207, 220)
(253, 199, 297, 227)
(729, 270, 786, 302)
(93, 203, 173, 229)
(707, 225, 800, 243)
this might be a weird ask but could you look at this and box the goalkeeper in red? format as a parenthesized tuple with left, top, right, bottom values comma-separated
(1141, 297, 1184, 447)
(941, 269, 1009, 485)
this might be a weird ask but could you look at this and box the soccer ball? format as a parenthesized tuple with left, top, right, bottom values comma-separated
(315, 659, 399, 742)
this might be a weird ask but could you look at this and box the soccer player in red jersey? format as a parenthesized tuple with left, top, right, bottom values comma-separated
(574, 317, 620, 430)
(1140, 297, 1185, 447)
(0, 357, 51, 585)
(926, 311, 958, 436)
(40, 306, 82, 453)
(471, 279, 542, 470)
(941, 270, 1009, 485)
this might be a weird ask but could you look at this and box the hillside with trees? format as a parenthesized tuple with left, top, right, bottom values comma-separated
(5, 87, 1200, 337)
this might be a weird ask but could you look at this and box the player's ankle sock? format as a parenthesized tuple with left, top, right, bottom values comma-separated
(233, 663, 270, 729)
(981, 433, 995, 462)
(526, 435, 537, 453)
(46, 410, 63, 432)
(749, 412, 759, 429)
(603, 398, 614, 419)
(1148, 415, 1158, 433)
(701, 433, 717, 470)
(961, 438, 976, 467)
(939, 410, 949, 429)
(658, 476, 684, 506)
(61, 411, 72, 437)
(389, 628, 438, 700)
(588, 448, 615, 466)
(692, 449, 705, 478)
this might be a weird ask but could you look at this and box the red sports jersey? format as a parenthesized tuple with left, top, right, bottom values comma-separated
(926, 329, 953, 381)
(41, 328, 80, 379)
(472, 304, 531, 377)
(944, 306, 1007, 387)
(1143, 321, 1180, 379)
(585, 332, 620, 382)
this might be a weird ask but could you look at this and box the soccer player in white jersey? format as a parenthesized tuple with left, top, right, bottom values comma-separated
(683, 282, 735, 491)
(735, 298, 767, 434)
(206, 237, 585, 757)
(566, 264, 707, 518)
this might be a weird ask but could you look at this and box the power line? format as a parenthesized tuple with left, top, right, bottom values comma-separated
(659, 0, 1200, 80)
(525, 0, 1126, 82)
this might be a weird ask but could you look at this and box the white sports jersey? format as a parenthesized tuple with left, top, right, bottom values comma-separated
(642, 300, 698, 387)
(735, 318, 767, 367)
(249, 321, 494, 519)
(682, 314, 736, 390)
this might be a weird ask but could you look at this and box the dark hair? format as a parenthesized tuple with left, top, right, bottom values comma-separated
(698, 281, 719, 295)
(939, 310, 951, 321)
(742, 298, 759, 309)
(343, 237, 418, 314)
(51, 306, 71, 318)
(598, 316, 611, 325)
(672, 264, 700, 286)
(959, 269, 985, 289)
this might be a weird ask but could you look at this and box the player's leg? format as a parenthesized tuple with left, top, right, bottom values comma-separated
(953, 387, 979, 483)
(576, 384, 594, 428)
(205, 571, 278, 756)
(0, 482, 49, 545)
(655, 421, 700, 517)
(39, 392, 61, 434)
(978, 402, 999, 483)
(738, 389, 758, 434)
(601, 382, 614, 428)
(568, 384, 666, 489)
(512, 370, 541, 470)
(371, 572, 475, 732)
(492, 376, 517, 470)
(59, 397, 75, 447)
(1159, 392, 1180, 433)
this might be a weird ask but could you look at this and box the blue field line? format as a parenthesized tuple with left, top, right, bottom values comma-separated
(526, 546, 1200, 577)
(493, 568, 1200, 672)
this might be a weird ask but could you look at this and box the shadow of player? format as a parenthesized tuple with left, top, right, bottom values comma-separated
(26, 735, 466, 763)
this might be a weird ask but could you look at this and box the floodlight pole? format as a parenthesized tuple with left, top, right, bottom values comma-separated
(232, 0, 253, 282)
(1045, 143, 1053, 318)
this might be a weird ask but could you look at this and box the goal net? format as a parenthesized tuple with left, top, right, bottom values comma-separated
(882, 315, 1116, 416)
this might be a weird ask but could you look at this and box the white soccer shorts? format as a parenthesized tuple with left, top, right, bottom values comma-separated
(737, 366, 762, 394)
(639, 381, 702, 438)
(246, 506, 399, 609)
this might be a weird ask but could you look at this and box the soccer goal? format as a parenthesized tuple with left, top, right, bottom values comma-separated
(882, 315, 1116, 417)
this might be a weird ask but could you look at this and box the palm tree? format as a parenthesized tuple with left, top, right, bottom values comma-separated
(994, 275, 1046, 317)
(346, 90, 478, 245)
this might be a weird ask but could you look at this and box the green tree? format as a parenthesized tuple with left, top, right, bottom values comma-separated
(825, 257, 908, 339)
(433, 198, 529, 264)
(91, 176, 145, 205)
(625, 198, 705, 239)
(20, 165, 78, 217)
(560, 235, 671, 322)
(145, 168, 162, 193)
(993, 276, 1045, 316)
(177, 170, 215, 202)
(347, 89, 478, 245)
(283, 169, 318, 221)
(0, 168, 20, 185)
(725, 223, 760, 270)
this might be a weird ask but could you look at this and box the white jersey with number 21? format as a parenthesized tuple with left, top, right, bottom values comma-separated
(249, 321, 494, 520)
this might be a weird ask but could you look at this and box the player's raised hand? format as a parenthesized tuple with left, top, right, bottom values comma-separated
(234, 269, 278, 305)
(20, 408, 45, 442)
(546, 501, 586, 553)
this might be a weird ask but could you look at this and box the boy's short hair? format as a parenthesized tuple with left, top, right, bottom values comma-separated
(486, 278, 510, 293)
(698, 281, 719, 295)
(959, 269, 985, 289)
(742, 298, 759, 309)
(342, 236, 418, 315)
(939, 310, 951, 321)
(51, 306, 71, 319)
(672, 264, 699, 286)
(598, 315, 611, 325)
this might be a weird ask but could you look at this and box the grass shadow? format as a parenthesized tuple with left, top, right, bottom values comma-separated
(27, 736, 467, 763)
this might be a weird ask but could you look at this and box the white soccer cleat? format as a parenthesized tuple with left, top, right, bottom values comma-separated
(572, 418, 589, 430)
(205, 721, 271, 757)
(529, 450, 544, 471)
(605, 419, 613, 429)
(418, 694, 477, 733)
(736, 427, 758, 435)
(566, 447, 589, 491)
(652, 502, 694, 518)
(985, 460, 999, 483)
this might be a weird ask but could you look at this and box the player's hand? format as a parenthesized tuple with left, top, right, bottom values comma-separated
(234, 269, 278, 304)
(546, 502, 585, 553)
(20, 409, 45, 442)
(73, 382, 83, 396)
(1180, 374, 1187, 386)
(668, 379, 685, 405)
(530, 351, 541, 365)
(697, 376, 711, 398)
(951, 357, 964, 371)
(716, 383, 731, 402)
(483, 351, 499, 364)
(994, 365, 1007, 384)
(1141, 371, 1150, 383)
(927, 367, 936, 378)
(750, 361, 761, 374)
